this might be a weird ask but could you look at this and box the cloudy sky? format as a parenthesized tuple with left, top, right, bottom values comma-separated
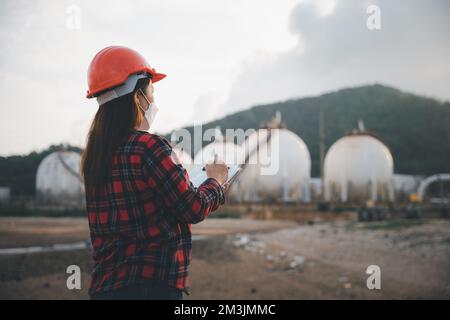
(0, 0, 449, 156)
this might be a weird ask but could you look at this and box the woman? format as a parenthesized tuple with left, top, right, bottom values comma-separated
(81, 46, 228, 300)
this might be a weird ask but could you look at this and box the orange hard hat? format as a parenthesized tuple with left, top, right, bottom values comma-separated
(86, 46, 166, 101)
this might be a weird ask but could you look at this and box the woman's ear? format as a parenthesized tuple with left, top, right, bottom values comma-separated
(134, 92, 145, 129)
(134, 91, 142, 109)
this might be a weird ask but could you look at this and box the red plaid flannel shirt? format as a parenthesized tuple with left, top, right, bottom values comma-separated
(86, 131, 225, 296)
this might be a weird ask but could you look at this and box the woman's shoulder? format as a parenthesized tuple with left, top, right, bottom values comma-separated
(129, 130, 172, 151)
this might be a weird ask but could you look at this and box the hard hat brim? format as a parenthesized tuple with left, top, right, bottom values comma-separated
(151, 72, 166, 83)
(86, 68, 166, 98)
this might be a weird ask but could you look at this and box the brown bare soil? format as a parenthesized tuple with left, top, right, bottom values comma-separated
(0, 216, 448, 299)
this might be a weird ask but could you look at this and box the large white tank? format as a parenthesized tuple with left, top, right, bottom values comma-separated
(194, 141, 245, 201)
(234, 128, 311, 202)
(193, 128, 245, 165)
(192, 128, 245, 201)
(172, 148, 193, 171)
(324, 133, 394, 203)
(193, 142, 245, 165)
(36, 151, 85, 207)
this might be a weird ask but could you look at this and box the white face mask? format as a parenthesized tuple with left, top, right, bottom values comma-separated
(138, 89, 159, 130)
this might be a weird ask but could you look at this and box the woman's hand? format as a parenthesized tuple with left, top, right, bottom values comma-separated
(205, 159, 228, 185)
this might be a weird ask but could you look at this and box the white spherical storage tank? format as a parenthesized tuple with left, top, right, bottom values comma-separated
(36, 151, 85, 207)
(172, 148, 193, 171)
(193, 142, 245, 166)
(193, 128, 245, 201)
(193, 127, 245, 166)
(324, 133, 394, 203)
(234, 128, 311, 202)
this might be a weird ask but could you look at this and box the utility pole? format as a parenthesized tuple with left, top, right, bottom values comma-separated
(319, 101, 325, 200)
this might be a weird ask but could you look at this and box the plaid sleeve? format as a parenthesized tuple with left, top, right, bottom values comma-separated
(142, 134, 225, 224)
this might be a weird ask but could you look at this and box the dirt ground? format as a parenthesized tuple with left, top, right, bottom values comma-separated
(0, 215, 449, 299)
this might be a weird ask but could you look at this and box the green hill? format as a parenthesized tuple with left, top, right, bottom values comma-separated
(171, 84, 450, 177)
(1, 84, 449, 198)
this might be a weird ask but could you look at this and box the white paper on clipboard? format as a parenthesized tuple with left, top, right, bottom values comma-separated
(188, 164, 241, 188)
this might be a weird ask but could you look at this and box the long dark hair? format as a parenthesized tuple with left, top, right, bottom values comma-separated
(81, 77, 150, 190)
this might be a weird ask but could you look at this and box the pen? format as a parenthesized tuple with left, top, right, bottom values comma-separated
(202, 166, 230, 171)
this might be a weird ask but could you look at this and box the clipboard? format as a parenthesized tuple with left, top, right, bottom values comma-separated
(188, 164, 242, 188)
(223, 165, 242, 188)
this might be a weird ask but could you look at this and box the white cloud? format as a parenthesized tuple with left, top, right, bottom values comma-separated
(223, 0, 450, 112)
(0, 0, 304, 155)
